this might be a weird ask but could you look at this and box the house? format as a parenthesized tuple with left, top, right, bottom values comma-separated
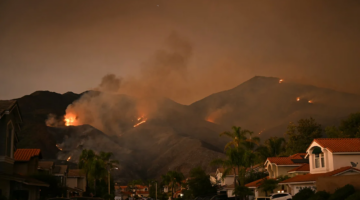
(213, 167, 238, 198)
(38, 161, 55, 174)
(0, 100, 49, 200)
(279, 138, 360, 195)
(66, 169, 86, 197)
(245, 153, 308, 199)
(117, 185, 149, 198)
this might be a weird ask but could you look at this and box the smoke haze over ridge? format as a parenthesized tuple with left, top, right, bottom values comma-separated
(1, 0, 360, 104)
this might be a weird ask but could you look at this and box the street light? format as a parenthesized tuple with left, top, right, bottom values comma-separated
(151, 181, 157, 200)
(108, 167, 119, 195)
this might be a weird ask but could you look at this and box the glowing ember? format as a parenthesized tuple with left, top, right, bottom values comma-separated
(56, 144, 63, 151)
(134, 115, 147, 127)
(64, 113, 77, 126)
(67, 156, 71, 161)
(308, 100, 313, 104)
(206, 118, 215, 123)
(297, 97, 300, 101)
(279, 79, 284, 83)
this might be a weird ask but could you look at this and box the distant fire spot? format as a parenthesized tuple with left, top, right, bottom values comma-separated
(56, 144, 63, 151)
(67, 156, 71, 161)
(279, 79, 284, 83)
(297, 97, 300, 101)
(308, 100, 313, 104)
(134, 115, 147, 127)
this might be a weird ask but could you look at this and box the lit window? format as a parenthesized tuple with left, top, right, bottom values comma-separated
(314, 153, 325, 168)
(315, 154, 320, 168)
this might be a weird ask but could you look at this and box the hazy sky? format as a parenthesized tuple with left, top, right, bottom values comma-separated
(1, 0, 360, 104)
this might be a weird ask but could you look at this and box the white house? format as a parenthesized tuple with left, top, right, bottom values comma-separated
(245, 153, 308, 199)
(279, 138, 360, 196)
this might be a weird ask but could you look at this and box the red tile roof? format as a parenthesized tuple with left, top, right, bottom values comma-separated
(288, 164, 310, 173)
(289, 153, 307, 159)
(280, 166, 360, 184)
(245, 177, 270, 188)
(68, 169, 85, 177)
(14, 149, 41, 161)
(266, 153, 307, 166)
(313, 138, 360, 153)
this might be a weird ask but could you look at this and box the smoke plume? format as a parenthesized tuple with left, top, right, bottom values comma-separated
(59, 32, 193, 135)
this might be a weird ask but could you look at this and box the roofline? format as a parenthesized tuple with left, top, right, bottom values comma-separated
(288, 171, 309, 173)
(332, 152, 360, 155)
(279, 181, 316, 185)
(277, 165, 302, 167)
(333, 168, 360, 176)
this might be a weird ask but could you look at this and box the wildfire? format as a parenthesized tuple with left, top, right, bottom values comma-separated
(67, 156, 71, 161)
(308, 100, 313, 104)
(56, 144, 63, 151)
(64, 113, 77, 126)
(279, 79, 284, 83)
(206, 118, 215, 123)
(134, 115, 147, 127)
(297, 97, 300, 101)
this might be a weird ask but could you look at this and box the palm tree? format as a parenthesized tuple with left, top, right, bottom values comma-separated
(257, 137, 286, 161)
(79, 149, 96, 194)
(90, 157, 107, 196)
(99, 152, 119, 194)
(220, 126, 250, 150)
(161, 171, 185, 200)
(212, 148, 246, 200)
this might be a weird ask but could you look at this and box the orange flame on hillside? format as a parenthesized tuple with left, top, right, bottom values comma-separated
(64, 113, 78, 126)
(56, 144, 63, 151)
(279, 79, 283, 83)
(134, 115, 147, 127)
(297, 97, 300, 101)
(308, 100, 313, 104)
(67, 156, 71, 161)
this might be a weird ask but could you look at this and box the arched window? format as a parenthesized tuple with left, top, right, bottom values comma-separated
(312, 147, 324, 168)
(6, 121, 14, 158)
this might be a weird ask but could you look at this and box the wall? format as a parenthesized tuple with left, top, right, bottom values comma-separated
(0, 179, 10, 198)
(289, 184, 315, 196)
(317, 174, 360, 193)
(14, 162, 29, 175)
(223, 176, 234, 186)
(78, 178, 86, 191)
(67, 178, 78, 189)
(333, 154, 360, 170)
(277, 166, 298, 177)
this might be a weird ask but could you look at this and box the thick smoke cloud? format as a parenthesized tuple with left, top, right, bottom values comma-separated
(60, 32, 193, 135)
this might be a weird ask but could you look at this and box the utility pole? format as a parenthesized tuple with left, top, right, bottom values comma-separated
(155, 182, 157, 200)
(108, 170, 111, 195)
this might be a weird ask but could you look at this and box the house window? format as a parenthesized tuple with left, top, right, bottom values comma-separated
(314, 153, 324, 168)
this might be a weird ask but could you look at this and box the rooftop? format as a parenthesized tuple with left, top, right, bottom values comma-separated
(266, 153, 307, 166)
(68, 169, 85, 177)
(280, 166, 360, 184)
(0, 100, 17, 117)
(312, 138, 360, 153)
(245, 177, 269, 188)
(288, 163, 310, 173)
(14, 149, 41, 161)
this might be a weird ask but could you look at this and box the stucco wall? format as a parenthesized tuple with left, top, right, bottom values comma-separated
(0, 179, 10, 198)
(317, 174, 360, 193)
(14, 162, 29, 175)
(67, 178, 78, 188)
(277, 166, 297, 177)
(333, 155, 360, 170)
(78, 178, 86, 191)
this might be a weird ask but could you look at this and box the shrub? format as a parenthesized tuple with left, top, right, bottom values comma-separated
(0, 195, 7, 200)
(345, 191, 360, 200)
(328, 184, 355, 200)
(308, 191, 330, 200)
(293, 188, 315, 200)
